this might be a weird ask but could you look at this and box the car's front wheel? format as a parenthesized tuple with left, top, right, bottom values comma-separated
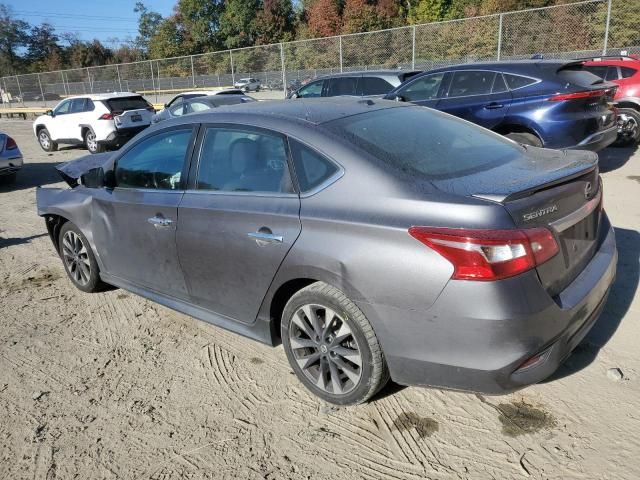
(614, 107, 640, 147)
(58, 222, 107, 293)
(37, 128, 58, 152)
(84, 129, 105, 154)
(281, 282, 389, 405)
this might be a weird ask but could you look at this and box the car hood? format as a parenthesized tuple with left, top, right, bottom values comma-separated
(56, 152, 113, 187)
(429, 146, 598, 203)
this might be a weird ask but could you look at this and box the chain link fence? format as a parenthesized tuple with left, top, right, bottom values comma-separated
(1, 0, 637, 108)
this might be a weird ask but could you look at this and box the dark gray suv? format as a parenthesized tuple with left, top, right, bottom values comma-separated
(288, 70, 420, 99)
(37, 99, 617, 405)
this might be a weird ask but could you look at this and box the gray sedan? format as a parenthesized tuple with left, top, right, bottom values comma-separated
(36, 99, 616, 405)
(152, 94, 255, 123)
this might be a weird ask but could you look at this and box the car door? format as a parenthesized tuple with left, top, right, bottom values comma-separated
(393, 72, 448, 108)
(294, 80, 325, 98)
(437, 70, 511, 129)
(90, 126, 197, 298)
(48, 99, 72, 140)
(358, 76, 395, 97)
(68, 98, 88, 141)
(325, 76, 359, 97)
(176, 125, 302, 323)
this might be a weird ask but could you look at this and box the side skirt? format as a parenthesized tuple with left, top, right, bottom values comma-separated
(100, 272, 275, 346)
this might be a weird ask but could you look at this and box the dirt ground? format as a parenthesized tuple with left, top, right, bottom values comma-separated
(0, 119, 638, 480)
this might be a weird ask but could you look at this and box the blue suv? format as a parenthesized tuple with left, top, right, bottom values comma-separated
(385, 60, 618, 151)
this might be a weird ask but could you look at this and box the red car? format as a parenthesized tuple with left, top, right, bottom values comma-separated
(582, 55, 640, 145)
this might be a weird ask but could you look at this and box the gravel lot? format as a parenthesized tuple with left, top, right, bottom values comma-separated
(0, 119, 638, 480)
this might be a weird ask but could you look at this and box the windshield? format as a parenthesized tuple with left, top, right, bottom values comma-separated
(324, 106, 523, 179)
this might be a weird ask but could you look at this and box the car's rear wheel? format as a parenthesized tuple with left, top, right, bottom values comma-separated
(613, 108, 640, 147)
(505, 132, 543, 147)
(58, 222, 107, 293)
(37, 128, 58, 152)
(281, 282, 389, 405)
(84, 129, 105, 154)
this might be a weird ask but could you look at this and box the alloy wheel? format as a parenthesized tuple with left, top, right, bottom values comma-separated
(39, 131, 50, 149)
(61, 231, 91, 286)
(623, 116, 639, 142)
(288, 304, 362, 395)
(86, 132, 97, 152)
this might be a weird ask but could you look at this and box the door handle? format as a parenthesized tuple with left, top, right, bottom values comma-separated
(147, 216, 173, 228)
(248, 231, 283, 244)
(484, 102, 504, 109)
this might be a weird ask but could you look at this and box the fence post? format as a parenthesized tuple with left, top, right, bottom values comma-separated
(116, 64, 123, 91)
(279, 43, 287, 97)
(149, 61, 155, 100)
(37, 73, 46, 106)
(2, 77, 10, 106)
(190, 55, 196, 87)
(497, 13, 503, 61)
(15, 75, 23, 105)
(412, 26, 416, 70)
(603, 0, 612, 55)
(86, 68, 93, 93)
(230, 50, 235, 86)
(339, 36, 343, 73)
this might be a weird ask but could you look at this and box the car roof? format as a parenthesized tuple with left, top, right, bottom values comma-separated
(160, 97, 405, 127)
(583, 56, 640, 67)
(63, 92, 143, 101)
(313, 70, 412, 80)
(421, 60, 578, 75)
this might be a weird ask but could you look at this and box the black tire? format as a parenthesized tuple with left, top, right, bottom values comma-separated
(58, 222, 108, 293)
(37, 128, 58, 152)
(613, 107, 640, 147)
(505, 132, 543, 147)
(281, 282, 389, 405)
(84, 129, 106, 154)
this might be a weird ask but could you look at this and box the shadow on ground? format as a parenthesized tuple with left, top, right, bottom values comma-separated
(0, 233, 48, 249)
(0, 161, 65, 192)
(599, 144, 638, 173)
(545, 227, 639, 382)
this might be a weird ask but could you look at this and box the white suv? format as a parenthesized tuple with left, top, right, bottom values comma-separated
(33, 93, 155, 154)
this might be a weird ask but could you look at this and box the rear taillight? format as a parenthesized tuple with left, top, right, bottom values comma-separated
(5, 136, 17, 150)
(408, 227, 559, 281)
(99, 113, 113, 120)
(548, 89, 606, 101)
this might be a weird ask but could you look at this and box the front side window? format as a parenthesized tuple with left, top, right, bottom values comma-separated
(296, 80, 324, 98)
(448, 71, 496, 97)
(54, 100, 71, 115)
(188, 101, 212, 112)
(398, 73, 445, 101)
(326, 77, 358, 97)
(169, 103, 187, 117)
(115, 129, 192, 190)
(196, 128, 292, 193)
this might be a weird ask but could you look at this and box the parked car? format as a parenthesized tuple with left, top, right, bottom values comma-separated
(288, 70, 421, 99)
(37, 98, 616, 405)
(580, 55, 640, 146)
(385, 60, 619, 151)
(161, 89, 245, 111)
(152, 94, 255, 123)
(0, 133, 23, 183)
(234, 78, 261, 92)
(33, 93, 155, 154)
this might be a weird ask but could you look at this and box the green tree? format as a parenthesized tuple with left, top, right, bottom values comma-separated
(26, 23, 64, 71)
(342, 0, 386, 34)
(148, 17, 185, 58)
(255, 0, 295, 44)
(134, 2, 163, 54)
(408, 0, 452, 24)
(175, 0, 225, 52)
(219, 0, 261, 49)
(0, 5, 29, 74)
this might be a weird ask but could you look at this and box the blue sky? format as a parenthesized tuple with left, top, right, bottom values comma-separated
(5, 0, 176, 46)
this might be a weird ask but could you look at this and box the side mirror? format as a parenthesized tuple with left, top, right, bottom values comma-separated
(46, 110, 53, 117)
(289, 92, 298, 99)
(163, 103, 168, 108)
(393, 95, 405, 102)
(80, 167, 115, 189)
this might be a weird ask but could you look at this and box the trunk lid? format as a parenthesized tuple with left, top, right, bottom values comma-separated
(430, 146, 603, 296)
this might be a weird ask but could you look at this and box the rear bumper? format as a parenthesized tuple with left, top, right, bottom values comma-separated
(0, 156, 23, 176)
(99, 126, 148, 146)
(357, 219, 617, 394)
(565, 125, 618, 152)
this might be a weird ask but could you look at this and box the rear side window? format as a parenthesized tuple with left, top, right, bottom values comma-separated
(106, 96, 151, 112)
(196, 128, 293, 193)
(115, 129, 192, 190)
(621, 67, 637, 78)
(448, 71, 495, 97)
(290, 141, 339, 193)
(504, 74, 538, 90)
(492, 74, 508, 93)
(326, 77, 358, 96)
(360, 77, 394, 96)
(325, 106, 521, 179)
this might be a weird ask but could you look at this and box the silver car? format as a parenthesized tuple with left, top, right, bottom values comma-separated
(0, 133, 23, 183)
(36, 99, 617, 405)
(234, 78, 261, 92)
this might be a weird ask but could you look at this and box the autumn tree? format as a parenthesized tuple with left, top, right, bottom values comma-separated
(306, 0, 342, 37)
(255, 0, 295, 44)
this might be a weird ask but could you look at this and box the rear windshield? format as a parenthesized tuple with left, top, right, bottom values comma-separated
(324, 106, 522, 179)
(106, 96, 151, 112)
(557, 67, 604, 87)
